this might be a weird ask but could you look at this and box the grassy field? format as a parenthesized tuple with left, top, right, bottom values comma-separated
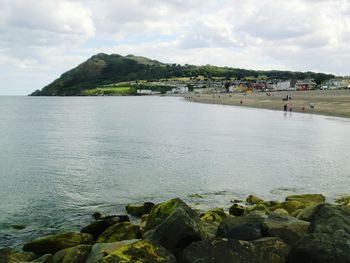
(186, 90, 350, 118)
(81, 87, 136, 96)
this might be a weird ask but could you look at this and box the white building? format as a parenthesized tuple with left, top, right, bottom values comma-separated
(276, 80, 291, 91)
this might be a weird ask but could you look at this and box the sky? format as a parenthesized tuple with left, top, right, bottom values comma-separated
(0, 0, 349, 95)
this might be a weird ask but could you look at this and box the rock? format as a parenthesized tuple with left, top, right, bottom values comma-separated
(125, 202, 155, 217)
(97, 222, 140, 243)
(81, 215, 130, 239)
(216, 214, 264, 241)
(202, 221, 220, 239)
(200, 208, 228, 223)
(294, 203, 321, 221)
(86, 240, 176, 263)
(244, 204, 270, 216)
(23, 232, 93, 256)
(287, 203, 350, 263)
(309, 203, 350, 235)
(279, 201, 305, 214)
(92, 212, 103, 220)
(181, 237, 289, 263)
(285, 194, 325, 206)
(143, 198, 206, 258)
(262, 213, 309, 244)
(228, 204, 246, 216)
(273, 208, 289, 216)
(0, 248, 35, 263)
(246, 195, 264, 204)
(189, 193, 203, 198)
(288, 233, 350, 263)
(143, 198, 185, 231)
(85, 240, 137, 263)
(334, 195, 350, 205)
(30, 254, 53, 263)
(52, 244, 91, 263)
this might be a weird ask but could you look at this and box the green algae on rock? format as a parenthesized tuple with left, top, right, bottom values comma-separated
(23, 232, 93, 256)
(52, 244, 92, 263)
(125, 202, 155, 217)
(200, 208, 228, 223)
(97, 222, 141, 243)
(101, 240, 176, 263)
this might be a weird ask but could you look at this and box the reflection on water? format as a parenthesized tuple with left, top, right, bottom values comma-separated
(0, 96, 349, 248)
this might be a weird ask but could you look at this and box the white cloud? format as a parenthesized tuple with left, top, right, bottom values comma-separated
(0, 0, 350, 94)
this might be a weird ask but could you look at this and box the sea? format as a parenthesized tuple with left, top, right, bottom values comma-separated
(0, 96, 350, 248)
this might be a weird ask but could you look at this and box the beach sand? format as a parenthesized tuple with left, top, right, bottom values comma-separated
(185, 90, 350, 118)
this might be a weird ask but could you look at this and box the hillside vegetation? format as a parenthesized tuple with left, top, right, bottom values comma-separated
(30, 53, 335, 96)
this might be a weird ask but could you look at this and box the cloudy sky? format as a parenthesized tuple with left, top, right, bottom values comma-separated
(0, 0, 349, 95)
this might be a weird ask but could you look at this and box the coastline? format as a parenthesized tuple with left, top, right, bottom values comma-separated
(182, 90, 350, 119)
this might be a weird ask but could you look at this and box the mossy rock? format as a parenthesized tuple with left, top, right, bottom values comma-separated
(263, 201, 280, 209)
(31, 254, 53, 263)
(200, 208, 228, 223)
(144, 198, 185, 231)
(244, 204, 270, 216)
(53, 244, 92, 263)
(0, 248, 35, 262)
(228, 204, 246, 216)
(335, 195, 350, 205)
(101, 240, 176, 262)
(97, 222, 141, 243)
(23, 232, 93, 256)
(125, 202, 155, 217)
(81, 215, 130, 239)
(273, 208, 289, 216)
(246, 195, 264, 204)
(279, 201, 305, 214)
(285, 194, 325, 206)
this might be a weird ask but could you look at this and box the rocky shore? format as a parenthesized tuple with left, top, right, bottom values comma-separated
(1, 193, 349, 263)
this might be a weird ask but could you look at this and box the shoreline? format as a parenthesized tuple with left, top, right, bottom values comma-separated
(182, 90, 350, 119)
(1, 193, 349, 262)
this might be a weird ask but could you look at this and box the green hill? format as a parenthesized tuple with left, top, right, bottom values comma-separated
(30, 53, 335, 96)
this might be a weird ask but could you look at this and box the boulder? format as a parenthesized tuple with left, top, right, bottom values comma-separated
(309, 203, 350, 235)
(86, 240, 176, 263)
(143, 198, 184, 232)
(273, 208, 289, 216)
(52, 244, 91, 263)
(283, 203, 350, 263)
(262, 213, 309, 244)
(285, 194, 325, 206)
(279, 201, 304, 214)
(81, 215, 130, 239)
(0, 248, 35, 263)
(30, 254, 53, 263)
(125, 202, 155, 217)
(97, 222, 140, 243)
(246, 195, 264, 204)
(228, 204, 246, 216)
(143, 198, 206, 258)
(181, 237, 289, 263)
(287, 233, 350, 263)
(216, 214, 264, 241)
(85, 240, 137, 263)
(23, 232, 93, 256)
(294, 203, 321, 221)
(244, 204, 270, 216)
(200, 208, 228, 223)
(202, 221, 220, 240)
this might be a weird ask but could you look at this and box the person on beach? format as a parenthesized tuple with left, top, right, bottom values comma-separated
(240, 99, 243, 104)
(310, 103, 315, 110)
(289, 104, 292, 112)
(284, 104, 287, 112)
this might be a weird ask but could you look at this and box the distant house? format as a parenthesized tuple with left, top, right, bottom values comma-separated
(167, 85, 188, 94)
(321, 78, 348, 90)
(295, 79, 316, 90)
(276, 80, 292, 91)
(137, 89, 153, 94)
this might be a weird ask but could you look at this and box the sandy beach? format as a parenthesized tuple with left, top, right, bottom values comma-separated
(185, 90, 350, 118)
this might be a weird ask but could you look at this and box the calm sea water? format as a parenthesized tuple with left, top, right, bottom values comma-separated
(1, 96, 350, 248)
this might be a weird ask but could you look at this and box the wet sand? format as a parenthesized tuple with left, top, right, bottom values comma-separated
(185, 90, 350, 118)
